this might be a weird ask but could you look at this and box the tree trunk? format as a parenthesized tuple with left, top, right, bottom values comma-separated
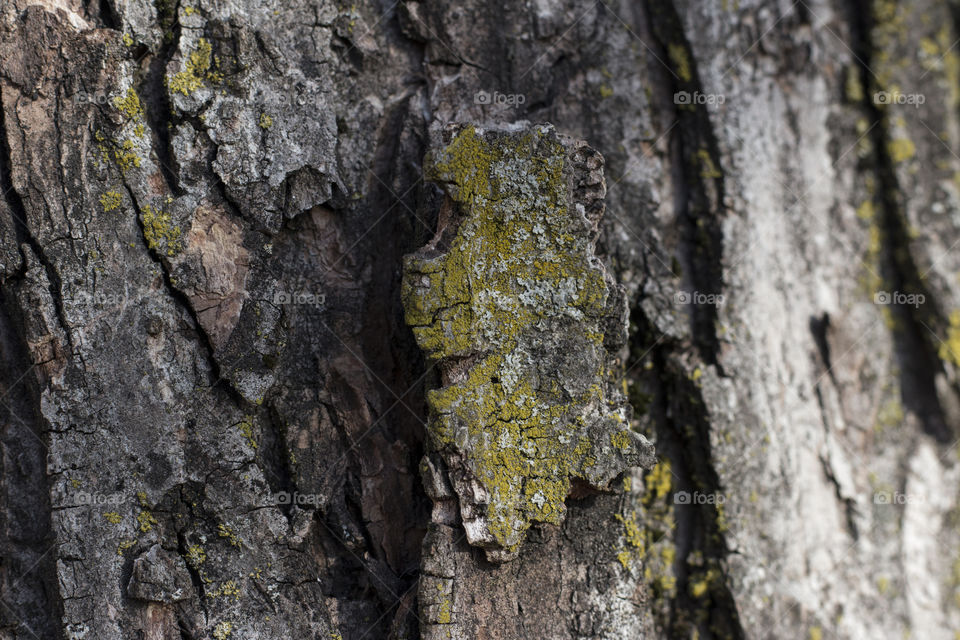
(1, 0, 959, 638)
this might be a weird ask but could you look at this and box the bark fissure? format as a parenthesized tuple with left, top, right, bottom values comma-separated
(639, 0, 727, 370)
(119, 182, 243, 408)
(631, 309, 744, 640)
(848, 0, 954, 443)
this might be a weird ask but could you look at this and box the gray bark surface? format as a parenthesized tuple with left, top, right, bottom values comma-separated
(1, 0, 958, 639)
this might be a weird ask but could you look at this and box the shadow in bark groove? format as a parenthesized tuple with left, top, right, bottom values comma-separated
(631, 307, 744, 640)
(848, 0, 956, 444)
(639, 0, 727, 371)
(625, 1, 744, 637)
(0, 291, 61, 640)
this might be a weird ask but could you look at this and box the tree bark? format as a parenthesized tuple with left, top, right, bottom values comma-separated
(1, 0, 959, 639)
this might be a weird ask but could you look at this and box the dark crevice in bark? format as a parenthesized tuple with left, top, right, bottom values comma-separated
(140, 30, 182, 197)
(174, 523, 209, 634)
(97, 0, 121, 30)
(639, 0, 726, 371)
(257, 402, 298, 520)
(156, 0, 181, 46)
(0, 290, 62, 640)
(632, 308, 743, 640)
(119, 184, 247, 410)
(809, 312, 840, 390)
(81, 0, 119, 29)
(316, 496, 410, 637)
(848, 0, 954, 443)
(949, 1, 960, 48)
(628, 1, 742, 637)
(319, 26, 431, 638)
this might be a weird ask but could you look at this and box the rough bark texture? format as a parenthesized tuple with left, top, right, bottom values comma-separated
(2, 0, 960, 639)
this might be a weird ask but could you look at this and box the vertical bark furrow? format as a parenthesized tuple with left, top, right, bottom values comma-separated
(847, 0, 955, 443)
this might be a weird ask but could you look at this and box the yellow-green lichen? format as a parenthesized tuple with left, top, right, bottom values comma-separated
(100, 190, 123, 212)
(141, 204, 183, 256)
(213, 621, 233, 639)
(185, 544, 206, 568)
(103, 511, 122, 524)
(237, 415, 258, 449)
(218, 523, 241, 547)
(112, 88, 143, 119)
(137, 510, 157, 532)
(845, 65, 864, 102)
(856, 200, 875, 221)
(437, 597, 452, 624)
(208, 579, 241, 600)
(259, 112, 274, 129)
(877, 575, 891, 595)
(167, 38, 222, 96)
(116, 539, 135, 556)
(695, 149, 721, 179)
(887, 137, 916, 163)
(644, 459, 672, 505)
(941, 311, 960, 367)
(114, 139, 141, 174)
(636, 456, 680, 616)
(614, 509, 646, 568)
(403, 125, 651, 554)
(668, 43, 693, 82)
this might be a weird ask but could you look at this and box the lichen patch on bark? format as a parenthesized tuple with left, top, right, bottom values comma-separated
(403, 124, 655, 560)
